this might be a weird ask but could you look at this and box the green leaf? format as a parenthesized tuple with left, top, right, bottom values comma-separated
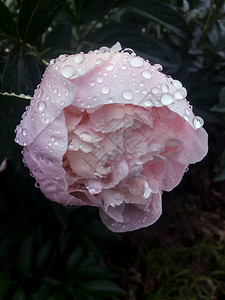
(36, 284, 55, 299)
(0, 92, 30, 163)
(72, 0, 112, 24)
(67, 246, 84, 273)
(120, 0, 191, 38)
(12, 286, 26, 300)
(47, 291, 69, 300)
(36, 239, 54, 272)
(81, 280, 125, 296)
(39, 276, 63, 286)
(0, 229, 23, 258)
(0, 271, 15, 296)
(2, 45, 42, 95)
(211, 87, 225, 112)
(0, 1, 19, 41)
(18, 0, 67, 43)
(17, 235, 34, 278)
(215, 150, 225, 181)
(80, 265, 115, 279)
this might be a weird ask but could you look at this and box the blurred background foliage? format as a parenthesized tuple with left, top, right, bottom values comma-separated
(0, 0, 225, 299)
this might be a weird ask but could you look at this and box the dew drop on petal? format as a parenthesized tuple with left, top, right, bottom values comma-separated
(106, 65, 114, 71)
(173, 80, 182, 89)
(37, 101, 46, 111)
(50, 59, 56, 65)
(74, 54, 85, 64)
(60, 56, 67, 62)
(151, 87, 158, 94)
(62, 65, 75, 78)
(80, 131, 91, 142)
(113, 192, 121, 200)
(161, 84, 169, 93)
(130, 57, 144, 68)
(153, 63, 163, 71)
(37, 88, 43, 98)
(97, 77, 104, 83)
(122, 90, 133, 100)
(45, 117, 51, 124)
(108, 98, 114, 103)
(161, 93, 174, 105)
(142, 70, 152, 79)
(174, 91, 183, 100)
(102, 86, 110, 94)
(144, 99, 152, 107)
(96, 58, 103, 65)
(22, 128, 28, 136)
(192, 116, 204, 129)
(90, 81, 95, 87)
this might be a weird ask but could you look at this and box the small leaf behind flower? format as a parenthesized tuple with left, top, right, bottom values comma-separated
(18, 0, 67, 43)
(120, 0, 191, 38)
(2, 45, 42, 96)
(0, 92, 30, 164)
(0, 1, 19, 41)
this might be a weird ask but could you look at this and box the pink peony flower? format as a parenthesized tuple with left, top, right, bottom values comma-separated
(15, 43, 208, 232)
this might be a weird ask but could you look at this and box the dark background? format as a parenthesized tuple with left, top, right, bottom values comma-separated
(0, 0, 225, 299)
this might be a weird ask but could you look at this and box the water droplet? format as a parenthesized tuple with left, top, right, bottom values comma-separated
(144, 99, 152, 107)
(22, 128, 28, 136)
(113, 192, 121, 200)
(174, 91, 183, 100)
(130, 57, 144, 68)
(153, 63, 163, 71)
(102, 86, 110, 94)
(53, 88, 58, 94)
(121, 65, 127, 70)
(122, 90, 133, 100)
(96, 58, 103, 65)
(108, 98, 114, 103)
(90, 81, 95, 87)
(37, 88, 43, 98)
(142, 70, 151, 79)
(50, 59, 56, 65)
(74, 54, 85, 63)
(37, 101, 46, 111)
(89, 187, 96, 194)
(106, 65, 114, 71)
(45, 117, 51, 124)
(192, 116, 204, 129)
(181, 87, 187, 97)
(62, 65, 75, 78)
(151, 87, 158, 94)
(80, 131, 91, 142)
(97, 77, 104, 83)
(173, 80, 182, 89)
(161, 93, 174, 105)
(142, 89, 148, 95)
(161, 84, 169, 93)
(60, 56, 67, 62)
(65, 90, 70, 96)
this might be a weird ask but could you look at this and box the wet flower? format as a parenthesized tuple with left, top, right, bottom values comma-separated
(15, 42, 208, 232)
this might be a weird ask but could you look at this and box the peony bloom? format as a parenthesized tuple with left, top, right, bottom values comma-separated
(15, 43, 208, 232)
